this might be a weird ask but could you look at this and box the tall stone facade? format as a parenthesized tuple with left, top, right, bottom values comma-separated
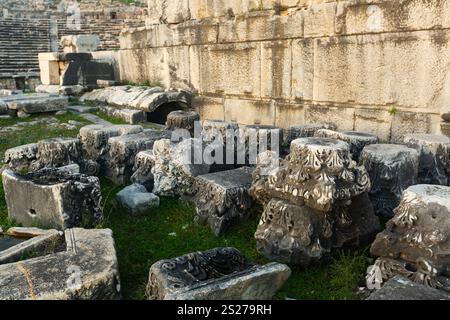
(118, 0, 450, 142)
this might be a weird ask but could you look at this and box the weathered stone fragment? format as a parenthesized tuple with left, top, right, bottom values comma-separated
(284, 123, 337, 150)
(250, 137, 379, 265)
(251, 138, 371, 211)
(60, 35, 100, 53)
(315, 129, 379, 161)
(4, 143, 38, 173)
(116, 184, 160, 215)
(242, 125, 283, 164)
(152, 138, 211, 196)
(403, 134, 450, 186)
(191, 167, 254, 235)
(369, 185, 450, 291)
(6, 95, 68, 114)
(106, 129, 171, 185)
(30, 137, 81, 172)
(166, 110, 200, 135)
(0, 99, 8, 115)
(255, 193, 380, 266)
(80, 86, 192, 113)
(360, 144, 419, 218)
(2, 168, 103, 230)
(0, 228, 121, 300)
(99, 105, 146, 124)
(131, 150, 155, 191)
(367, 276, 450, 300)
(146, 247, 291, 300)
(0, 228, 62, 265)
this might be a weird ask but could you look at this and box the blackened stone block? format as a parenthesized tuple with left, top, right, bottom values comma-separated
(4, 143, 38, 173)
(191, 167, 254, 235)
(30, 137, 81, 171)
(145, 247, 291, 300)
(403, 134, 450, 186)
(284, 123, 337, 151)
(360, 144, 419, 218)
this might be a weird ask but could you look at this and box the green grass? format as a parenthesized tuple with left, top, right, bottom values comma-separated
(0, 112, 370, 300)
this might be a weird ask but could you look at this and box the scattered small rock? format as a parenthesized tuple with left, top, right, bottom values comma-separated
(17, 110, 31, 118)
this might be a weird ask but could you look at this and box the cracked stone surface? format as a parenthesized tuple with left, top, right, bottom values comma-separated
(80, 86, 192, 113)
(403, 134, 450, 186)
(360, 144, 419, 218)
(0, 228, 121, 300)
(2, 168, 103, 230)
(369, 184, 450, 292)
(145, 247, 291, 300)
(191, 167, 254, 235)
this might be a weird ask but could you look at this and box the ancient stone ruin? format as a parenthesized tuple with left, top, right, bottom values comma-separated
(1, 0, 450, 302)
(146, 247, 291, 300)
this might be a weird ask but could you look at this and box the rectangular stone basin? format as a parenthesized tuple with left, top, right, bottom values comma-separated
(0, 235, 30, 252)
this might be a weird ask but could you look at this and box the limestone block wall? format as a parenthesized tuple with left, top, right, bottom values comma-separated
(118, 0, 450, 142)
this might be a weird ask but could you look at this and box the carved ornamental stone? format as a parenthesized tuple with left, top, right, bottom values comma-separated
(191, 167, 254, 235)
(250, 137, 379, 265)
(284, 123, 336, 151)
(368, 185, 450, 292)
(403, 134, 450, 186)
(145, 247, 291, 300)
(360, 144, 419, 218)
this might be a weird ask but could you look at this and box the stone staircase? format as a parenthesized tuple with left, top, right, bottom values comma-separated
(0, 16, 144, 77)
(0, 18, 51, 75)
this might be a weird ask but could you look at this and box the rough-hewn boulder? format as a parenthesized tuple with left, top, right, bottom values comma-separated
(131, 150, 155, 191)
(116, 184, 160, 215)
(360, 144, 419, 218)
(145, 247, 291, 300)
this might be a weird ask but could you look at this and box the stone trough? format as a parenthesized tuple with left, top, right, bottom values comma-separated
(146, 247, 291, 300)
(2, 168, 103, 230)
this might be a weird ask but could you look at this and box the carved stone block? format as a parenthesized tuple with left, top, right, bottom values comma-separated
(2, 168, 103, 230)
(315, 129, 379, 161)
(106, 130, 171, 185)
(145, 247, 291, 300)
(166, 110, 200, 135)
(131, 150, 155, 191)
(360, 144, 419, 218)
(251, 137, 371, 211)
(151, 138, 211, 196)
(255, 193, 380, 265)
(79, 124, 143, 174)
(403, 134, 450, 186)
(369, 185, 450, 291)
(242, 124, 283, 165)
(4, 143, 38, 173)
(30, 137, 81, 172)
(191, 167, 254, 235)
(284, 123, 337, 151)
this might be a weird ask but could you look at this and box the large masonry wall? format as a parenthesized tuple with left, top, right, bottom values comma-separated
(119, 0, 450, 142)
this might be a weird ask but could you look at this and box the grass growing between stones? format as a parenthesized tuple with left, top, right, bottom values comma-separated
(0, 112, 371, 300)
